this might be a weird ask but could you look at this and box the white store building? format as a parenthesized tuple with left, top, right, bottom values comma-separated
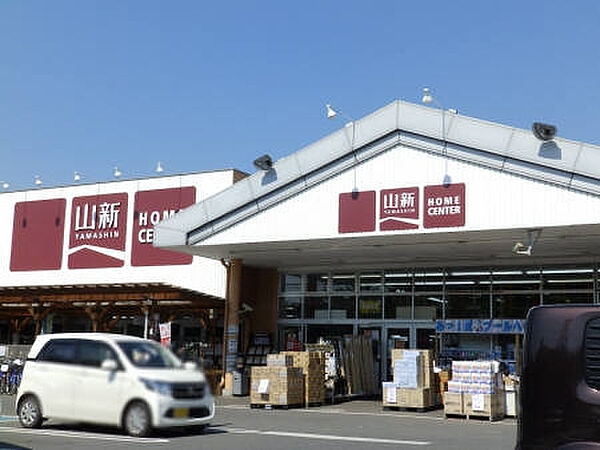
(154, 100, 600, 385)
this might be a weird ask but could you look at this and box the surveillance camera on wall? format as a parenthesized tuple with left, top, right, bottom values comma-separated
(532, 122, 557, 141)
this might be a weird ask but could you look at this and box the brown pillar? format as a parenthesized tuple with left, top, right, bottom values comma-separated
(223, 258, 242, 395)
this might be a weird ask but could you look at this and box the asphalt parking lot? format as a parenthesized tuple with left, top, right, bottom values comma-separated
(1, 396, 516, 449)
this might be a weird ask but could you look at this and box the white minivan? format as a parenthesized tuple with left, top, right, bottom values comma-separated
(16, 333, 215, 437)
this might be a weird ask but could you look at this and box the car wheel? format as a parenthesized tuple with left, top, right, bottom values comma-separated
(18, 395, 42, 429)
(123, 401, 152, 437)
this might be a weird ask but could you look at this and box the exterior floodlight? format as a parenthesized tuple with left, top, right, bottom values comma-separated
(2, 182, 9, 189)
(326, 104, 338, 119)
(253, 154, 273, 171)
(532, 122, 557, 141)
(512, 242, 532, 256)
(73, 171, 81, 182)
(155, 162, 164, 173)
(512, 229, 542, 256)
(113, 167, 122, 178)
(34, 175, 42, 187)
(422, 87, 433, 104)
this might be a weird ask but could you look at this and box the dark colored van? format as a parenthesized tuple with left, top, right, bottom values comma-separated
(518, 305, 600, 449)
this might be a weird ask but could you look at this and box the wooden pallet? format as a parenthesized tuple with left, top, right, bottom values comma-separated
(384, 405, 441, 413)
(444, 412, 504, 422)
(250, 403, 303, 410)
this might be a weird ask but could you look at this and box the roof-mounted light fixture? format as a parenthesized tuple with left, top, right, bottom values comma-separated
(532, 122, 557, 141)
(155, 161, 164, 174)
(253, 154, 273, 171)
(512, 229, 542, 256)
(325, 103, 358, 194)
(34, 175, 42, 187)
(113, 167, 122, 178)
(73, 171, 81, 182)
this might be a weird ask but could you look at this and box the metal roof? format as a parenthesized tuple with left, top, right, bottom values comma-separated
(154, 100, 600, 250)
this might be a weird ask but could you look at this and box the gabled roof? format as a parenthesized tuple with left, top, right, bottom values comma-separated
(154, 100, 600, 250)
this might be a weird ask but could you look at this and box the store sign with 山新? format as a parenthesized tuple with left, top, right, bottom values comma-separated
(9, 186, 196, 271)
(435, 319, 526, 335)
(338, 183, 465, 233)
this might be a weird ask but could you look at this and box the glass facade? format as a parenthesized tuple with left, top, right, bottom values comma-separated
(278, 265, 598, 338)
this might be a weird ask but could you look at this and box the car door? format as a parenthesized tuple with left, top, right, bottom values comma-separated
(73, 339, 131, 426)
(34, 339, 78, 419)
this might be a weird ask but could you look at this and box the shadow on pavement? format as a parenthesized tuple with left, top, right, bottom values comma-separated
(0, 442, 31, 450)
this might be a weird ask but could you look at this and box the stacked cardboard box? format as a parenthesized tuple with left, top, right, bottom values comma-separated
(382, 349, 438, 409)
(281, 351, 325, 405)
(444, 360, 505, 420)
(250, 366, 304, 406)
(266, 354, 294, 367)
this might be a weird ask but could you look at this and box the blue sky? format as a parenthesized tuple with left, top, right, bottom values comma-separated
(2, 1, 599, 189)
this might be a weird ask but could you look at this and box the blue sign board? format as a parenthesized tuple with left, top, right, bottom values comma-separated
(435, 319, 525, 334)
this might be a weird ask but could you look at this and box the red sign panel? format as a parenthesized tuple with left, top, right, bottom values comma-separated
(338, 191, 376, 233)
(68, 193, 128, 269)
(131, 187, 196, 266)
(379, 187, 419, 231)
(423, 183, 465, 229)
(10, 199, 66, 271)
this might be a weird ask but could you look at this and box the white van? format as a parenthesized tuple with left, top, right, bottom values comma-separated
(16, 333, 215, 437)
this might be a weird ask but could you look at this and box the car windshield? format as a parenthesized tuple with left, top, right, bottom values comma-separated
(117, 341, 181, 368)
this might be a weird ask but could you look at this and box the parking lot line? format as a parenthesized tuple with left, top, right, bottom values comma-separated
(225, 427, 431, 446)
(0, 427, 170, 443)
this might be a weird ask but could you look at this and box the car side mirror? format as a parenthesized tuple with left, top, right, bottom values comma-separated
(101, 359, 118, 371)
(183, 361, 197, 370)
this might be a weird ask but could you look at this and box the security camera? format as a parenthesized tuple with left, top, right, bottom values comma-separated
(532, 122, 557, 141)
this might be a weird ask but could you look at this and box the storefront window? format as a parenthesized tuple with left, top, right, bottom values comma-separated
(414, 296, 443, 320)
(543, 292, 593, 305)
(541, 268, 594, 291)
(414, 271, 445, 293)
(384, 270, 412, 294)
(330, 295, 355, 319)
(306, 324, 353, 343)
(359, 296, 382, 319)
(384, 295, 411, 319)
(331, 273, 356, 293)
(279, 326, 302, 351)
(359, 272, 383, 293)
(280, 274, 302, 293)
(306, 273, 329, 292)
(445, 293, 490, 319)
(278, 296, 301, 319)
(493, 293, 539, 318)
(304, 296, 329, 319)
(491, 269, 540, 292)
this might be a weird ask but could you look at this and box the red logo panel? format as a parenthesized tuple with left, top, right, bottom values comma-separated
(423, 183, 465, 228)
(379, 187, 419, 231)
(338, 191, 376, 233)
(68, 193, 128, 268)
(132, 187, 196, 266)
(10, 199, 66, 271)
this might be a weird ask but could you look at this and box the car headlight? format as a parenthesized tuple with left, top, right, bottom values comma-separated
(140, 378, 172, 396)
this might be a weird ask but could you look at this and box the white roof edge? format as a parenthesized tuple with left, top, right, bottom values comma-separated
(154, 99, 600, 248)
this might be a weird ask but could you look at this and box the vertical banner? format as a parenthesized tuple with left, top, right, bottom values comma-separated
(159, 322, 172, 348)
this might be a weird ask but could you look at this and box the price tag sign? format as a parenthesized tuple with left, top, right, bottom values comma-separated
(0, 364, 8, 373)
(257, 379, 269, 394)
(472, 394, 485, 411)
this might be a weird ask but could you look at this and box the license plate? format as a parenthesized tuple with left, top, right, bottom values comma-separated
(173, 408, 189, 418)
